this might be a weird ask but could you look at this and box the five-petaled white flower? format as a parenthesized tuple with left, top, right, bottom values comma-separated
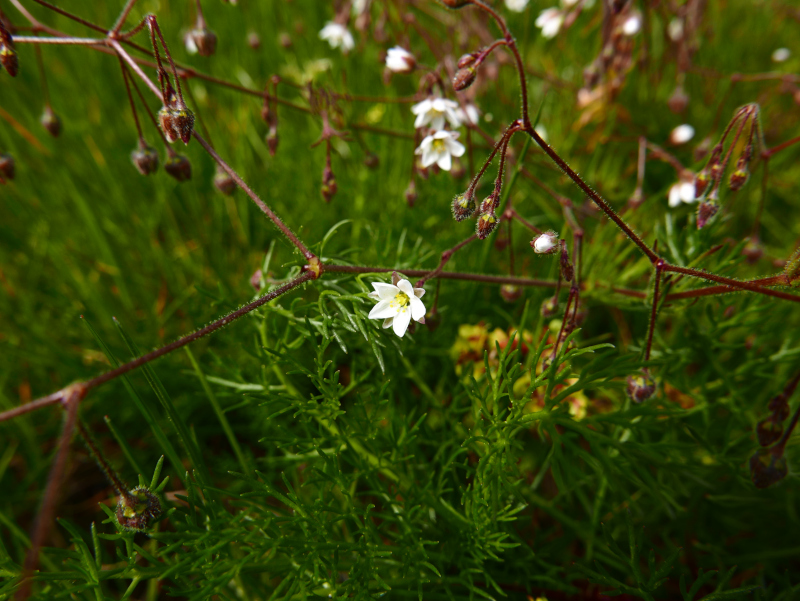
(535, 8, 565, 39)
(368, 279, 426, 338)
(386, 47, 416, 73)
(505, 0, 530, 12)
(319, 22, 355, 53)
(415, 130, 465, 171)
(411, 97, 461, 130)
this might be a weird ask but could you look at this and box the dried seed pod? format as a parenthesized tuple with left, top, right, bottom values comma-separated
(164, 153, 192, 182)
(130, 141, 159, 176)
(213, 165, 236, 195)
(475, 210, 499, 240)
(626, 370, 656, 403)
(0, 21, 18, 77)
(451, 192, 476, 221)
(116, 486, 162, 531)
(158, 106, 195, 144)
(500, 284, 522, 303)
(749, 448, 788, 489)
(0, 153, 15, 181)
(41, 106, 62, 137)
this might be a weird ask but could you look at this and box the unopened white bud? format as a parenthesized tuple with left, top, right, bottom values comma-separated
(532, 230, 559, 254)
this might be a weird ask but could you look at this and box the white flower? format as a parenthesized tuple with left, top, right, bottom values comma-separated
(668, 181, 696, 207)
(621, 13, 642, 36)
(319, 22, 354, 53)
(667, 18, 684, 42)
(669, 124, 695, 145)
(386, 47, 415, 73)
(411, 97, 461, 130)
(535, 8, 564, 39)
(368, 279, 426, 338)
(415, 130, 465, 171)
(772, 48, 791, 63)
(532, 230, 559, 254)
(505, 0, 530, 12)
(455, 103, 480, 125)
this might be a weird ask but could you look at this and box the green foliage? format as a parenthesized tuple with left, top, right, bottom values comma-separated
(2, 0, 800, 600)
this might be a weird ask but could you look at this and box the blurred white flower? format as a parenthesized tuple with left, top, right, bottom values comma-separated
(668, 181, 696, 207)
(368, 279, 426, 338)
(772, 48, 791, 63)
(352, 0, 369, 15)
(319, 22, 354, 53)
(505, 0, 530, 12)
(667, 18, 684, 42)
(411, 97, 460, 130)
(455, 103, 480, 125)
(385, 47, 415, 73)
(536, 8, 565, 39)
(670, 124, 695, 145)
(415, 130, 465, 171)
(532, 230, 559, 254)
(621, 13, 642, 36)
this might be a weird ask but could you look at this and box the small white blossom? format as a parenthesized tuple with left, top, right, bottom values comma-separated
(536, 8, 565, 39)
(455, 103, 480, 125)
(772, 48, 791, 63)
(667, 18, 684, 42)
(669, 124, 695, 145)
(411, 97, 461, 130)
(368, 279, 426, 338)
(185, 33, 198, 55)
(505, 0, 530, 12)
(385, 47, 415, 73)
(532, 230, 559, 254)
(319, 22, 354, 53)
(621, 13, 642, 36)
(668, 181, 696, 207)
(415, 130, 465, 171)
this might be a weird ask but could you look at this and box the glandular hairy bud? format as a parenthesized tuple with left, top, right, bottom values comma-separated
(159, 106, 195, 145)
(0, 22, 18, 77)
(451, 191, 476, 221)
(213, 165, 236, 195)
(531, 230, 558, 254)
(500, 284, 522, 303)
(130, 141, 159, 176)
(41, 106, 62, 137)
(708, 144, 724, 182)
(749, 448, 788, 489)
(116, 486, 162, 531)
(696, 194, 719, 230)
(475, 210, 498, 240)
(0, 153, 15, 181)
(453, 66, 477, 92)
(728, 153, 750, 191)
(457, 53, 478, 69)
(439, 0, 472, 7)
(164, 153, 192, 182)
(626, 369, 656, 403)
(694, 169, 710, 198)
(186, 27, 218, 57)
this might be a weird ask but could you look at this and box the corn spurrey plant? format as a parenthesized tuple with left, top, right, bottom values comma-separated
(1, 0, 800, 599)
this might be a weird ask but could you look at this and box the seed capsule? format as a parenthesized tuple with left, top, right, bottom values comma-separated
(476, 210, 498, 240)
(696, 196, 719, 229)
(158, 106, 195, 144)
(116, 486, 162, 531)
(451, 192, 476, 221)
(164, 153, 192, 182)
(213, 165, 236, 195)
(130, 142, 159, 176)
(41, 106, 62, 137)
(453, 66, 476, 92)
(186, 27, 217, 57)
(756, 417, 783, 447)
(500, 284, 522, 303)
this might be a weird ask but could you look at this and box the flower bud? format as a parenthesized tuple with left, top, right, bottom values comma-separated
(0, 153, 15, 181)
(667, 86, 689, 114)
(451, 191, 476, 221)
(696, 195, 719, 229)
(626, 370, 655, 403)
(453, 66, 477, 91)
(279, 32, 292, 48)
(164, 153, 192, 182)
(457, 53, 478, 69)
(130, 141, 159, 176)
(541, 295, 558, 318)
(500, 284, 522, 303)
(186, 27, 218, 57)
(363, 152, 379, 169)
(708, 147, 725, 182)
(741, 237, 763, 264)
(41, 106, 62, 137)
(247, 32, 261, 49)
(213, 165, 236, 195)
(531, 230, 558, 254)
(728, 151, 751, 191)
(266, 127, 279, 156)
(321, 162, 337, 203)
(694, 169, 710, 198)
(475, 210, 498, 240)
(756, 417, 784, 447)
(0, 22, 18, 77)
(768, 395, 791, 422)
(116, 486, 162, 531)
(385, 47, 416, 74)
(158, 106, 195, 144)
(405, 180, 418, 207)
(749, 448, 788, 489)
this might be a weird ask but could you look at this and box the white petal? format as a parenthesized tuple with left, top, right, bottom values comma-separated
(421, 148, 438, 168)
(411, 99, 431, 115)
(429, 114, 445, 131)
(668, 184, 682, 208)
(382, 317, 394, 329)
(413, 288, 425, 299)
(437, 152, 452, 171)
(368, 291, 380, 299)
(414, 112, 429, 129)
(679, 182, 696, 203)
(372, 282, 398, 299)
(397, 279, 414, 295)
(409, 296, 426, 321)
(446, 138, 466, 157)
(369, 299, 398, 319)
(392, 308, 412, 337)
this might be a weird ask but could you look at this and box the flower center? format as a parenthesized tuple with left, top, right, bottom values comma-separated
(393, 292, 410, 308)
(432, 139, 446, 152)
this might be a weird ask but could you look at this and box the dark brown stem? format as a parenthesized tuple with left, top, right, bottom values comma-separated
(29, 0, 107, 34)
(763, 135, 800, 159)
(508, 208, 543, 235)
(147, 15, 186, 107)
(551, 286, 577, 361)
(110, 0, 138, 36)
(773, 404, 800, 456)
(644, 261, 664, 362)
(76, 419, 129, 497)
(468, 123, 520, 196)
(326, 264, 558, 288)
(119, 56, 144, 140)
(662, 265, 800, 303)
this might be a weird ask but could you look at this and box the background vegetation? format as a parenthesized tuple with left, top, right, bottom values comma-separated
(1, 0, 799, 599)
